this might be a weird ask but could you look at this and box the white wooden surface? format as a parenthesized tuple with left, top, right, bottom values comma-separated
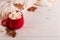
(0, 0, 60, 40)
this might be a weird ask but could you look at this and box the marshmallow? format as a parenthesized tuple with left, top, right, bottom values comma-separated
(9, 11, 22, 20)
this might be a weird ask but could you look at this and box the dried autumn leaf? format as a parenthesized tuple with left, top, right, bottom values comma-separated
(34, 0, 41, 6)
(0, 13, 2, 18)
(14, 4, 24, 10)
(6, 28, 16, 38)
(27, 6, 37, 12)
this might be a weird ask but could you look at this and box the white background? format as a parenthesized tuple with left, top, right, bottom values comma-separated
(0, 0, 60, 40)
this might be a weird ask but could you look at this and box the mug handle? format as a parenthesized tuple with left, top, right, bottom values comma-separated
(1, 19, 7, 27)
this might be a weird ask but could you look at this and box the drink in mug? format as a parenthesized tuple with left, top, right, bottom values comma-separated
(2, 11, 24, 30)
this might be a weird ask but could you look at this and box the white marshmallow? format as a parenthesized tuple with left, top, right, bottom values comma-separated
(9, 11, 22, 20)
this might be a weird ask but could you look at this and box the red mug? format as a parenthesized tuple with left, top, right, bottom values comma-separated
(1, 11, 24, 30)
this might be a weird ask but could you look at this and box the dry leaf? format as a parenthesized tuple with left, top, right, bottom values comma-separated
(6, 28, 16, 38)
(34, 0, 41, 6)
(0, 13, 2, 18)
(27, 6, 37, 12)
(14, 4, 24, 10)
